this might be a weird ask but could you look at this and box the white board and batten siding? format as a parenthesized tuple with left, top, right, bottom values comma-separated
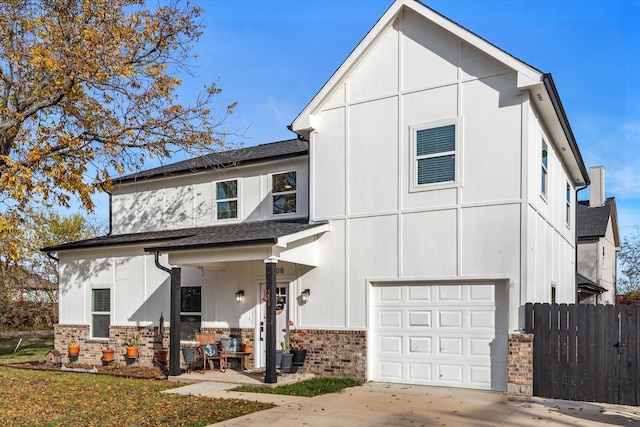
(369, 282, 508, 391)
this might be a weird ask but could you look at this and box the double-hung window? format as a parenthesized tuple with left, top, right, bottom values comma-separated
(541, 142, 548, 196)
(414, 123, 456, 187)
(91, 289, 110, 339)
(215, 179, 238, 220)
(180, 286, 201, 341)
(566, 182, 571, 226)
(272, 171, 297, 215)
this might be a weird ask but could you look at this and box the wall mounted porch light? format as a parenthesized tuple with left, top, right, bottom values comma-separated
(301, 289, 311, 303)
(235, 290, 244, 303)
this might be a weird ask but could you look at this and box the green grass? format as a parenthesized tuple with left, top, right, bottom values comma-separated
(231, 377, 362, 397)
(0, 367, 273, 426)
(0, 334, 54, 363)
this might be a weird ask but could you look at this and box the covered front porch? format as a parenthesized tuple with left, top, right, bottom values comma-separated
(144, 220, 330, 383)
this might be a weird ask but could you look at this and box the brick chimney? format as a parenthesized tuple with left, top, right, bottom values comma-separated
(589, 166, 605, 207)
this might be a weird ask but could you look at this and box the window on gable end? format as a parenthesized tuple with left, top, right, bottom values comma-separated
(414, 123, 456, 187)
(215, 179, 238, 220)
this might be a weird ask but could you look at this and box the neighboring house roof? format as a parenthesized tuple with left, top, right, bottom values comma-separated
(577, 197, 619, 244)
(42, 219, 326, 253)
(115, 138, 308, 184)
(576, 273, 608, 295)
(290, 0, 589, 186)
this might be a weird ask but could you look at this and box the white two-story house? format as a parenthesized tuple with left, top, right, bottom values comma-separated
(46, 0, 589, 392)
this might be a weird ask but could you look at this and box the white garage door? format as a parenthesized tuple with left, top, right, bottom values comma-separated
(369, 283, 507, 391)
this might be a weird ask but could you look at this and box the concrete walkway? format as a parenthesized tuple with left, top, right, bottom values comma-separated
(166, 379, 640, 427)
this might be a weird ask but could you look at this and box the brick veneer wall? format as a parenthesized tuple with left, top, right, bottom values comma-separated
(54, 324, 255, 368)
(302, 329, 367, 380)
(507, 333, 533, 396)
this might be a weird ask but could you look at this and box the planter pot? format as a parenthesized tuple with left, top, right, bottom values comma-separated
(126, 346, 139, 359)
(280, 353, 293, 373)
(291, 349, 307, 365)
(182, 347, 196, 362)
(275, 349, 282, 368)
(101, 349, 115, 362)
(155, 349, 169, 362)
(68, 344, 80, 357)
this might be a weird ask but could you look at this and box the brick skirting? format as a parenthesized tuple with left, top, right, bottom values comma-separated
(507, 333, 534, 396)
(302, 329, 367, 380)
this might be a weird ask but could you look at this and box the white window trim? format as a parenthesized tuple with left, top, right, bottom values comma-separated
(214, 178, 240, 222)
(410, 118, 461, 193)
(270, 169, 299, 217)
(90, 287, 111, 340)
(541, 140, 548, 200)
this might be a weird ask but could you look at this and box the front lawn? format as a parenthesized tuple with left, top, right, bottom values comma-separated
(0, 367, 273, 427)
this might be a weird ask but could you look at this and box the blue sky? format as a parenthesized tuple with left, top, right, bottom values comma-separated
(96, 0, 640, 241)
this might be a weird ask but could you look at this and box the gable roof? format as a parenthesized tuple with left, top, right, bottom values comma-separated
(42, 219, 326, 253)
(289, 0, 588, 186)
(115, 138, 307, 184)
(577, 197, 618, 242)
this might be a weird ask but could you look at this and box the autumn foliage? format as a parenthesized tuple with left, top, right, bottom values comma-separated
(0, 0, 235, 258)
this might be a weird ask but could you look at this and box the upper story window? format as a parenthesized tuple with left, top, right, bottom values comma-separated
(272, 171, 297, 215)
(91, 288, 110, 339)
(414, 123, 456, 186)
(541, 142, 548, 196)
(215, 179, 238, 220)
(566, 182, 571, 226)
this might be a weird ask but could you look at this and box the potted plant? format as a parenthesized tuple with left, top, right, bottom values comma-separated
(123, 333, 140, 358)
(287, 321, 308, 365)
(280, 337, 293, 373)
(101, 348, 115, 362)
(67, 341, 80, 357)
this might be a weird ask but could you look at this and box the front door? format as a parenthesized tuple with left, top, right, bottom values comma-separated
(259, 282, 289, 367)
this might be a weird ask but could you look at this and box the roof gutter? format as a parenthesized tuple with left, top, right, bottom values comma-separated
(542, 73, 590, 186)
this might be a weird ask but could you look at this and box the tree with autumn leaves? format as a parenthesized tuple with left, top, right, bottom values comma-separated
(0, 0, 235, 260)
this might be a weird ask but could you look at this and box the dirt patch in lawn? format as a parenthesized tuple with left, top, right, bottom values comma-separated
(2, 360, 167, 379)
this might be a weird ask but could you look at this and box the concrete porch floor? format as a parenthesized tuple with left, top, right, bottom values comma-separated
(169, 367, 315, 387)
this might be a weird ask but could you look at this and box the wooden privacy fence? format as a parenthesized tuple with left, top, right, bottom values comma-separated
(524, 303, 640, 406)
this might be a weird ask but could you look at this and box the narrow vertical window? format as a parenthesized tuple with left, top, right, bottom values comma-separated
(541, 142, 548, 196)
(272, 172, 297, 215)
(551, 285, 556, 304)
(566, 182, 571, 226)
(92, 289, 110, 339)
(215, 180, 238, 220)
(415, 124, 456, 185)
(180, 286, 202, 341)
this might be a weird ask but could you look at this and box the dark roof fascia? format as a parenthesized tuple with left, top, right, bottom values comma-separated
(542, 74, 590, 186)
(115, 139, 308, 185)
(143, 238, 277, 253)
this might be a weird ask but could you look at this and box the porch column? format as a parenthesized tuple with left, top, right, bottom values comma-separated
(169, 267, 182, 376)
(264, 256, 278, 383)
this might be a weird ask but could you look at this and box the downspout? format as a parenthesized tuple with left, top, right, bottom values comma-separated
(153, 251, 181, 376)
(575, 184, 589, 303)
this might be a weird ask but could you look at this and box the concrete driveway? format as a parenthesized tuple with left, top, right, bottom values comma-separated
(204, 383, 640, 426)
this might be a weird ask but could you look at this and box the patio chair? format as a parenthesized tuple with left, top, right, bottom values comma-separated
(195, 333, 227, 373)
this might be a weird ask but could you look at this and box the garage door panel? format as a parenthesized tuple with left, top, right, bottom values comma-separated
(380, 336, 403, 353)
(409, 336, 432, 353)
(408, 310, 431, 327)
(370, 282, 507, 391)
(438, 310, 463, 328)
(379, 310, 402, 328)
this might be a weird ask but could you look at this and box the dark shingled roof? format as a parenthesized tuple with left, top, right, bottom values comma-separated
(577, 197, 615, 239)
(576, 273, 607, 294)
(42, 220, 326, 252)
(115, 138, 308, 183)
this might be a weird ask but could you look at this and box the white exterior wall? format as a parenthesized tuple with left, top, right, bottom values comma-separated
(524, 103, 577, 305)
(300, 10, 546, 332)
(111, 157, 309, 234)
